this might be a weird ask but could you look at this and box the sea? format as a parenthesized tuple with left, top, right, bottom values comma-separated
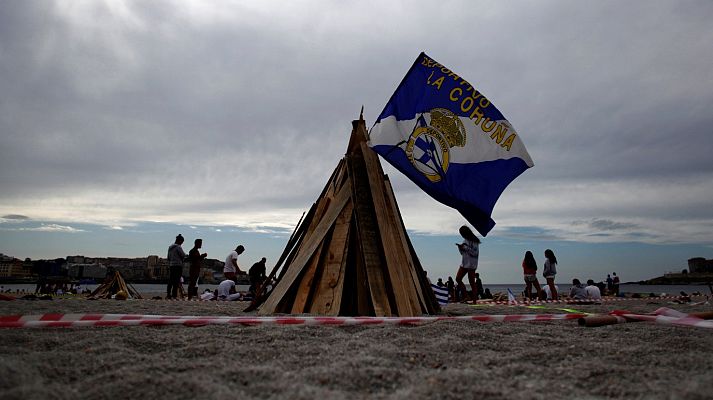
(1, 282, 710, 297)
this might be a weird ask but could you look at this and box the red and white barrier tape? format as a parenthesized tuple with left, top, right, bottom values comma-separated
(609, 308, 713, 329)
(476, 295, 706, 306)
(0, 312, 586, 329)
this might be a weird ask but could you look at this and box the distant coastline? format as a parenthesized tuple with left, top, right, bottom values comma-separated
(638, 273, 713, 285)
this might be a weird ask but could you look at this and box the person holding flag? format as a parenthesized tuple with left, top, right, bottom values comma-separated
(455, 225, 480, 303)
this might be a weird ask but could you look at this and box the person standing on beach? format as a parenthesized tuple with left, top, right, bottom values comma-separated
(224, 245, 245, 283)
(606, 274, 613, 294)
(474, 272, 484, 299)
(167, 234, 186, 299)
(187, 239, 207, 300)
(446, 276, 455, 301)
(543, 249, 558, 300)
(455, 225, 480, 303)
(522, 251, 542, 300)
(612, 272, 620, 296)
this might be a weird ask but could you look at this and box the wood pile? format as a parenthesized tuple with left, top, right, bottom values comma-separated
(256, 117, 439, 316)
(87, 271, 143, 299)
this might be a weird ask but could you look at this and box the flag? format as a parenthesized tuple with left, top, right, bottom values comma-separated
(431, 284, 449, 306)
(369, 52, 534, 236)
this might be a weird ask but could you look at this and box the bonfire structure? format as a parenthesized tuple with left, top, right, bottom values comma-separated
(87, 271, 143, 300)
(253, 116, 439, 316)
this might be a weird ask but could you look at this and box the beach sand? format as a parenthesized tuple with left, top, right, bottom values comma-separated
(0, 297, 711, 400)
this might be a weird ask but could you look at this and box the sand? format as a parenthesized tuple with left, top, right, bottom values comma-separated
(0, 297, 711, 400)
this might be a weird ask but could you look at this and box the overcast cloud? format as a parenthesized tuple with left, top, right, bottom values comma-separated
(1, 0, 713, 248)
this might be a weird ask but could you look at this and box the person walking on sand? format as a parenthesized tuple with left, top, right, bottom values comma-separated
(522, 251, 542, 300)
(543, 249, 558, 301)
(187, 239, 207, 300)
(167, 234, 186, 299)
(606, 274, 613, 295)
(454, 225, 480, 304)
(224, 245, 245, 283)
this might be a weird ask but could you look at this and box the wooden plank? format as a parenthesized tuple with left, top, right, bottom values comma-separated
(360, 141, 420, 316)
(383, 176, 432, 313)
(290, 240, 326, 313)
(352, 219, 372, 316)
(308, 201, 353, 315)
(347, 154, 392, 316)
(258, 181, 352, 315)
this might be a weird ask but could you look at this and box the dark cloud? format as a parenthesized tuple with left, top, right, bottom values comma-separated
(1, 214, 30, 220)
(575, 218, 639, 232)
(1, 0, 712, 245)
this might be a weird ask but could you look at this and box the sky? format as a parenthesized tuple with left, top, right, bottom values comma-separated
(1, 0, 712, 284)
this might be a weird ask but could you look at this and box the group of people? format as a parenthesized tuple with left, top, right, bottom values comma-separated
(166, 234, 269, 300)
(32, 281, 90, 296)
(520, 249, 560, 300)
(441, 225, 620, 304)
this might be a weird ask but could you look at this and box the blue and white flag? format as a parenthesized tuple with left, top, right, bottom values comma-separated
(369, 52, 534, 236)
(431, 284, 449, 306)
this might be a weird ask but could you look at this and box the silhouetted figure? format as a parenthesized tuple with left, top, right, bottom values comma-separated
(248, 257, 267, 296)
(446, 276, 455, 301)
(612, 272, 620, 296)
(187, 238, 207, 299)
(522, 251, 542, 300)
(167, 234, 186, 299)
(474, 272, 484, 299)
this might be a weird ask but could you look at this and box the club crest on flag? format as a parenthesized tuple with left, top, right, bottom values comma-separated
(406, 108, 466, 183)
(369, 52, 534, 236)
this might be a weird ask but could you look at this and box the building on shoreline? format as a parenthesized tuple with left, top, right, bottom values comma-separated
(1, 253, 240, 284)
(688, 257, 713, 273)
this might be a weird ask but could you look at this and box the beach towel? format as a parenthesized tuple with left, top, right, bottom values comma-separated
(431, 284, 449, 306)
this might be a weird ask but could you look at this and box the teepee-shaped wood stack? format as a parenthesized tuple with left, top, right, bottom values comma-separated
(257, 116, 439, 316)
(87, 271, 143, 299)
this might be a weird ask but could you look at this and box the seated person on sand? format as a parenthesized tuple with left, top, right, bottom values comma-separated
(585, 279, 602, 303)
(674, 291, 691, 304)
(200, 289, 216, 301)
(541, 283, 559, 300)
(217, 279, 242, 301)
(569, 279, 588, 301)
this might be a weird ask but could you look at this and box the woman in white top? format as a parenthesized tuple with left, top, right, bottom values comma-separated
(543, 249, 558, 300)
(455, 225, 481, 303)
